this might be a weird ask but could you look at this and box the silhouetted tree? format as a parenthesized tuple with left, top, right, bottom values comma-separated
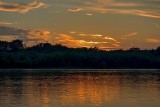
(0, 39, 160, 68)
(0, 41, 10, 51)
(10, 40, 23, 51)
(129, 47, 140, 51)
(156, 46, 160, 55)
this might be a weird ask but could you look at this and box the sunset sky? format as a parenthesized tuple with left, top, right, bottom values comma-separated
(0, 0, 160, 49)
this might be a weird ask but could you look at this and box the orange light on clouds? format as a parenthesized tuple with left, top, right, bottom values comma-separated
(52, 33, 120, 49)
(0, 21, 13, 25)
(55, 34, 80, 47)
(146, 39, 160, 43)
(104, 36, 117, 41)
(68, 8, 85, 12)
(0, 0, 159, 49)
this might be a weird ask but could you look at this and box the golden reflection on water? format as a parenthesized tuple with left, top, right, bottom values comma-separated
(57, 75, 120, 106)
(0, 71, 160, 107)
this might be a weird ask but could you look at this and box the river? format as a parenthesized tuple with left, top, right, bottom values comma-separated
(0, 69, 160, 107)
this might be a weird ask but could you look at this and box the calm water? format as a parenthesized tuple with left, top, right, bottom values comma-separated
(0, 69, 160, 107)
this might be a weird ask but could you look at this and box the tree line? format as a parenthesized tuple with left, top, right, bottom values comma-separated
(0, 39, 160, 69)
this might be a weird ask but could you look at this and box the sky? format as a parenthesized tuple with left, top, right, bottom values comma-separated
(0, 0, 160, 50)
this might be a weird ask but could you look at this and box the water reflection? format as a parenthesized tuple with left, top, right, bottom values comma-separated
(0, 70, 160, 107)
(54, 74, 120, 106)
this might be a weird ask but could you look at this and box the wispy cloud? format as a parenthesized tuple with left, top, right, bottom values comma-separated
(91, 34, 103, 37)
(86, 13, 93, 16)
(0, 21, 14, 25)
(70, 31, 77, 34)
(27, 30, 51, 42)
(104, 36, 117, 41)
(0, 1, 46, 13)
(70, 32, 103, 37)
(68, 8, 84, 12)
(52, 32, 121, 49)
(79, 40, 107, 44)
(64, 0, 160, 19)
(86, 7, 160, 19)
(146, 38, 160, 43)
(89, 0, 142, 7)
(72, 31, 117, 41)
(55, 34, 108, 48)
(121, 32, 138, 40)
(124, 32, 138, 37)
(54, 34, 80, 47)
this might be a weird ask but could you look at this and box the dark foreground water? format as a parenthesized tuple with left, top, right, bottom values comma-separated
(0, 69, 160, 107)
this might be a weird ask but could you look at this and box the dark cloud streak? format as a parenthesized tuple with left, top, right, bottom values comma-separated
(0, 26, 50, 43)
(0, 26, 28, 36)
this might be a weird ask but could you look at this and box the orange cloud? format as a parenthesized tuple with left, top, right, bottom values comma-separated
(79, 33, 87, 36)
(65, 0, 160, 19)
(91, 34, 103, 37)
(22, 30, 51, 47)
(74, 32, 103, 37)
(104, 36, 117, 41)
(53, 34, 115, 48)
(99, 46, 120, 50)
(86, 13, 93, 16)
(55, 34, 80, 47)
(68, 8, 84, 12)
(0, 21, 14, 25)
(0, 1, 46, 13)
(124, 32, 138, 37)
(27, 30, 51, 42)
(112, 44, 120, 47)
(70, 31, 77, 34)
(78, 40, 111, 49)
(146, 39, 160, 43)
(23, 41, 37, 47)
(0, 36, 16, 41)
(0, 26, 121, 49)
(94, 0, 142, 7)
(79, 40, 107, 44)
(87, 7, 160, 19)
(65, 31, 121, 49)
